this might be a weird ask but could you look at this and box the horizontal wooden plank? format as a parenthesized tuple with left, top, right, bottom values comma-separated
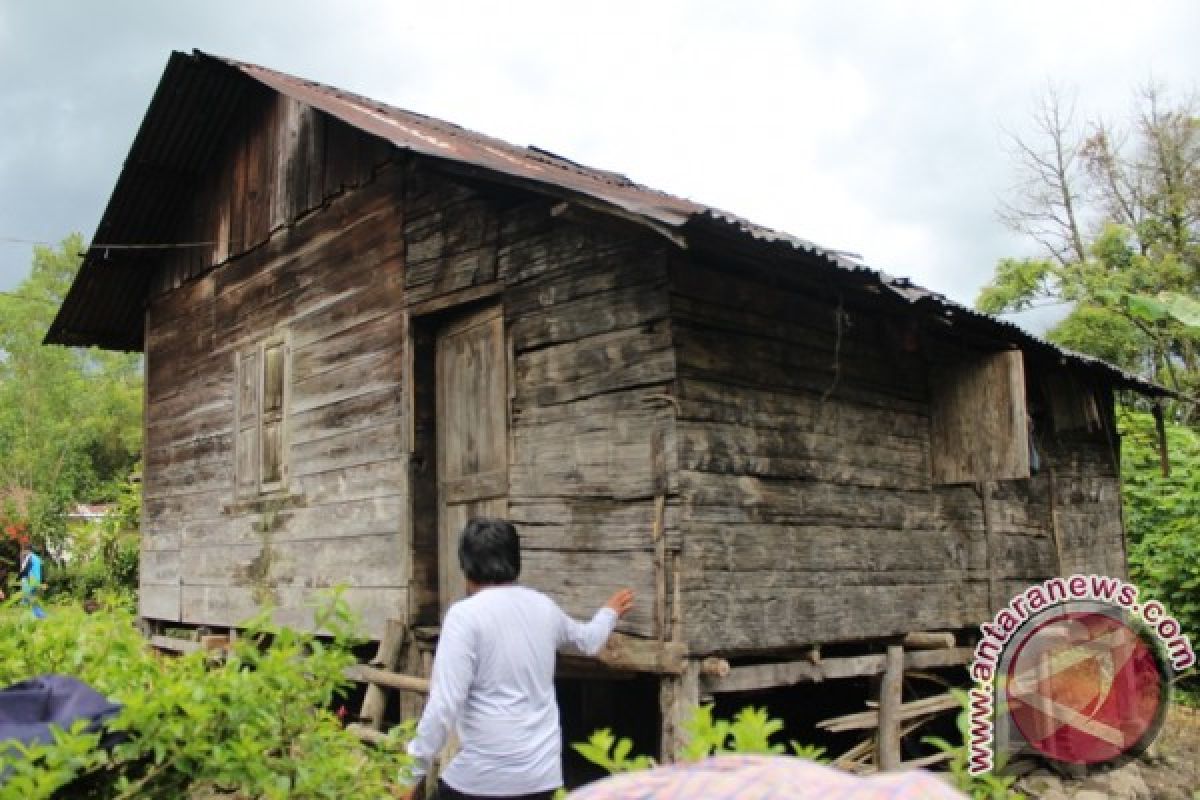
(141, 549, 180, 583)
(291, 310, 404, 382)
(705, 649, 973, 694)
(678, 422, 929, 491)
(344, 664, 431, 694)
(149, 635, 201, 654)
(683, 524, 982, 577)
(497, 220, 655, 287)
(682, 585, 989, 654)
(515, 325, 674, 407)
(290, 350, 402, 417)
(558, 634, 687, 675)
(289, 385, 404, 447)
(510, 408, 670, 499)
(296, 458, 410, 506)
(508, 497, 682, 552)
(504, 249, 665, 315)
(510, 282, 668, 352)
(674, 322, 926, 410)
(180, 495, 405, 547)
(522, 550, 657, 637)
(179, 533, 406, 589)
(139, 584, 181, 622)
(675, 378, 929, 440)
(290, 422, 407, 477)
(180, 586, 407, 640)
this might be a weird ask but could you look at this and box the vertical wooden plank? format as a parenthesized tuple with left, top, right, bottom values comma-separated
(272, 94, 298, 232)
(228, 121, 248, 259)
(659, 659, 700, 762)
(652, 494, 667, 642)
(303, 108, 327, 213)
(877, 645, 904, 771)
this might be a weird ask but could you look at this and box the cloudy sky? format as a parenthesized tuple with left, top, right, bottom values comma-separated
(2, 1, 1197, 332)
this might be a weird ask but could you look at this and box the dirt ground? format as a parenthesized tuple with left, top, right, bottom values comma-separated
(1142, 703, 1200, 799)
(1016, 703, 1200, 799)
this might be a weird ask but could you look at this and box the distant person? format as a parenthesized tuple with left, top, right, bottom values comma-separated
(402, 518, 635, 800)
(18, 544, 46, 619)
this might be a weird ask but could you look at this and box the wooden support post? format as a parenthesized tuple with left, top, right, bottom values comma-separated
(652, 494, 667, 643)
(877, 645, 904, 772)
(1047, 467, 1067, 576)
(979, 481, 1000, 612)
(659, 659, 700, 762)
(1153, 402, 1170, 478)
(359, 619, 408, 729)
(670, 551, 682, 643)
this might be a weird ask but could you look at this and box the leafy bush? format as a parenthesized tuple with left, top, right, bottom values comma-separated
(573, 704, 826, 775)
(0, 593, 412, 799)
(922, 689, 1023, 800)
(1121, 410, 1200, 656)
(50, 470, 141, 606)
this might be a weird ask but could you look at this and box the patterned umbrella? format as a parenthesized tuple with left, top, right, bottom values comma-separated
(567, 755, 967, 800)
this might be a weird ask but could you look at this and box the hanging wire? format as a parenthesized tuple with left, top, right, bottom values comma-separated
(1, 235, 217, 251)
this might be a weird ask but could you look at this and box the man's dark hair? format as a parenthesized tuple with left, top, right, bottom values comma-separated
(458, 518, 520, 584)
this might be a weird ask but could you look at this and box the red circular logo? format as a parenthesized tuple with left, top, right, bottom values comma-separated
(1005, 609, 1166, 766)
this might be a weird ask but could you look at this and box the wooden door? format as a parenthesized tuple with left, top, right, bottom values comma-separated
(436, 305, 509, 616)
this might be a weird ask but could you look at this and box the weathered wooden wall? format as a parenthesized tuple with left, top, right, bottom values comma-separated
(139, 83, 1125, 652)
(399, 163, 676, 638)
(142, 87, 678, 639)
(668, 251, 1124, 655)
(142, 91, 405, 637)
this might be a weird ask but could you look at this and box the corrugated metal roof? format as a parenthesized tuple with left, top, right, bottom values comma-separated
(46, 50, 1169, 396)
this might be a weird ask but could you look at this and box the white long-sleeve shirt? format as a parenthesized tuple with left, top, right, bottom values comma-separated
(406, 586, 618, 794)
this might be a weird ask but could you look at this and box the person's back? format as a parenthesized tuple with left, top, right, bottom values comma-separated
(444, 586, 586, 790)
(405, 519, 633, 800)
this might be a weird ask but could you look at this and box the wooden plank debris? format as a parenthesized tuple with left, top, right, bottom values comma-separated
(818, 691, 959, 733)
(703, 647, 973, 694)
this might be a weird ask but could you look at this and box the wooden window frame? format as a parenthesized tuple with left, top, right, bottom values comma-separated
(234, 333, 291, 499)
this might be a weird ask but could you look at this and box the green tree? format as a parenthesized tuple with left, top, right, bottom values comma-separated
(977, 85, 1200, 409)
(0, 235, 142, 556)
(1121, 409, 1200, 650)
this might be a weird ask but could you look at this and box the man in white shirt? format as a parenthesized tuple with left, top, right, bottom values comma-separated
(403, 518, 635, 800)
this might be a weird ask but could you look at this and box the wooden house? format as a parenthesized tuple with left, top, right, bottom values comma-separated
(47, 51, 1166, 762)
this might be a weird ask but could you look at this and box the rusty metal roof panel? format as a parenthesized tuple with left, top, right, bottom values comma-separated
(216, 55, 704, 227)
(45, 50, 1171, 397)
(46, 51, 250, 349)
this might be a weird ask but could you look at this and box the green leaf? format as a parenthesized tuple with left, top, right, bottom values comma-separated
(1159, 291, 1200, 328)
(1126, 292, 1170, 322)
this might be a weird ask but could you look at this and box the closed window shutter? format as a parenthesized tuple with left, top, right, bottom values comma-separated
(235, 349, 260, 498)
(260, 342, 287, 489)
